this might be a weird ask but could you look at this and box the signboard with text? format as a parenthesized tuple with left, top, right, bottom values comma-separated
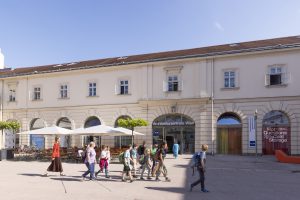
(248, 116, 256, 147)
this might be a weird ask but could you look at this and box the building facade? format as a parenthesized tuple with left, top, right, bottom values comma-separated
(1, 36, 300, 155)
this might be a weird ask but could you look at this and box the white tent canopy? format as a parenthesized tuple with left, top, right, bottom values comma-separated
(113, 127, 144, 136)
(17, 125, 72, 135)
(71, 125, 144, 136)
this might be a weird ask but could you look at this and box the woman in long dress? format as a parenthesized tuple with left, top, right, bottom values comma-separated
(45, 136, 64, 176)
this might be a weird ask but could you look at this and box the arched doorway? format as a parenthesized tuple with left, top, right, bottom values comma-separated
(217, 113, 242, 155)
(262, 111, 290, 155)
(30, 118, 46, 149)
(152, 114, 195, 154)
(84, 116, 101, 146)
(56, 117, 72, 147)
(114, 115, 132, 148)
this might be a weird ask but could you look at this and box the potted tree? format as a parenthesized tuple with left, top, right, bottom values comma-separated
(117, 118, 148, 146)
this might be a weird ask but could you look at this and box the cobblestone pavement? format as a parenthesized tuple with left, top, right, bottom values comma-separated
(0, 154, 299, 200)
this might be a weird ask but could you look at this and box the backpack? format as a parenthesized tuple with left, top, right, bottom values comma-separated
(193, 152, 203, 167)
(118, 152, 125, 164)
(139, 155, 145, 165)
(81, 150, 87, 163)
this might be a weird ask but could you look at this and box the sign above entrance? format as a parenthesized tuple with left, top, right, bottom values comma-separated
(152, 121, 195, 126)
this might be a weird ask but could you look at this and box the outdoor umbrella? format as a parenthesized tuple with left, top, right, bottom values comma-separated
(113, 127, 144, 136)
(71, 125, 124, 136)
(17, 125, 73, 135)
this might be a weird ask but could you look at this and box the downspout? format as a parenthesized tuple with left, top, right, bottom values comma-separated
(1, 79, 3, 149)
(211, 58, 215, 156)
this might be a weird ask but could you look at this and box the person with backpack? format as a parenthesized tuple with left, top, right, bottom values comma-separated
(131, 144, 138, 178)
(190, 144, 209, 192)
(140, 148, 152, 180)
(155, 142, 170, 182)
(82, 141, 96, 181)
(151, 143, 158, 177)
(121, 144, 134, 182)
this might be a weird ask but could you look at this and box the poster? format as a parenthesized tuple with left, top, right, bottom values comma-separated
(248, 116, 256, 147)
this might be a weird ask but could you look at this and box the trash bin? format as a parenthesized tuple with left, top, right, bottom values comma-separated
(6, 149, 14, 160)
(0, 149, 7, 161)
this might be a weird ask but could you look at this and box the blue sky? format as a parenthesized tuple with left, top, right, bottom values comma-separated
(1, 0, 300, 68)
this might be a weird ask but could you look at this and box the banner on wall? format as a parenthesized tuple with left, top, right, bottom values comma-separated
(248, 116, 256, 147)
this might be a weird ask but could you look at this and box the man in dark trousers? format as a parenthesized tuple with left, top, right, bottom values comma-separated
(190, 144, 209, 192)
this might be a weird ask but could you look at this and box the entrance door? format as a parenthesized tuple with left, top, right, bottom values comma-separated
(217, 113, 242, 155)
(217, 127, 242, 155)
(166, 136, 174, 153)
(262, 111, 291, 155)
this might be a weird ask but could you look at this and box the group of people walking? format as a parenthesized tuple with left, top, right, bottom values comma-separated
(44, 136, 209, 192)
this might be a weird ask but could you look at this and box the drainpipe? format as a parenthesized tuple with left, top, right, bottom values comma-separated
(1, 79, 3, 149)
(211, 58, 215, 156)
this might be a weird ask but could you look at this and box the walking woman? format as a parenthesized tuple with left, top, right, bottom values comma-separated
(45, 136, 64, 176)
(82, 141, 96, 181)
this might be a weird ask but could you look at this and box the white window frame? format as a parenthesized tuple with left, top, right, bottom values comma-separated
(163, 66, 183, 93)
(7, 82, 18, 103)
(115, 78, 131, 95)
(265, 65, 290, 86)
(32, 86, 42, 101)
(9, 89, 16, 102)
(59, 84, 69, 99)
(222, 68, 239, 90)
(88, 82, 97, 97)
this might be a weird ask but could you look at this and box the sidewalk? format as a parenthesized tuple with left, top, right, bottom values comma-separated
(0, 154, 299, 200)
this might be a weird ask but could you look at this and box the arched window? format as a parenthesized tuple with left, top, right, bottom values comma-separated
(30, 118, 46, 149)
(84, 116, 101, 146)
(263, 111, 289, 126)
(114, 115, 132, 148)
(84, 116, 101, 128)
(217, 113, 241, 126)
(57, 117, 72, 147)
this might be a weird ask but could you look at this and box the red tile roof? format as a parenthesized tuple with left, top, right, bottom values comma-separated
(1, 35, 300, 78)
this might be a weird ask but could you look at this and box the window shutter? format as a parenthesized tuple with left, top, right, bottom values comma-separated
(235, 70, 239, 87)
(115, 84, 119, 95)
(265, 74, 270, 86)
(282, 72, 291, 84)
(163, 81, 168, 92)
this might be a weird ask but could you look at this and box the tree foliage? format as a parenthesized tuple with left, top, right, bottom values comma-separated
(0, 121, 21, 131)
(117, 118, 148, 130)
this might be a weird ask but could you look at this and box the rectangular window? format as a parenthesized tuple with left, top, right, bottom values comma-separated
(33, 87, 41, 100)
(120, 80, 129, 95)
(88, 82, 97, 96)
(224, 71, 235, 88)
(168, 75, 179, 91)
(59, 84, 68, 99)
(269, 66, 282, 85)
(9, 89, 16, 102)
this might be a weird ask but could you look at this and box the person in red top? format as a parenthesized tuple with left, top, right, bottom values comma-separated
(45, 136, 65, 176)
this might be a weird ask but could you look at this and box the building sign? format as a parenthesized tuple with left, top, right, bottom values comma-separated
(263, 127, 288, 143)
(248, 116, 256, 147)
(152, 121, 195, 126)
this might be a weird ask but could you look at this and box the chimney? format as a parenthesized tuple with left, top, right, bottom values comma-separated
(0, 48, 4, 69)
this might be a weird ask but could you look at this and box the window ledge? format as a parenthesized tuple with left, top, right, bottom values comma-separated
(32, 99, 43, 102)
(86, 95, 99, 98)
(164, 90, 182, 93)
(117, 93, 132, 96)
(7, 100, 17, 104)
(58, 97, 70, 100)
(221, 87, 240, 91)
(265, 84, 288, 88)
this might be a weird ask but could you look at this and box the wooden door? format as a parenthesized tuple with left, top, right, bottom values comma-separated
(217, 128, 228, 154)
(228, 128, 242, 154)
(217, 127, 242, 155)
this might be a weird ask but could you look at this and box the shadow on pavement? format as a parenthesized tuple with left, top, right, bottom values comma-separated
(145, 187, 187, 194)
(50, 177, 82, 182)
(18, 173, 45, 177)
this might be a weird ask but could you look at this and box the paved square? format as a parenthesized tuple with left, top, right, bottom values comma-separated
(0, 155, 299, 200)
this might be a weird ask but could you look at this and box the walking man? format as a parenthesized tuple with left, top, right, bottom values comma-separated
(190, 144, 209, 192)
